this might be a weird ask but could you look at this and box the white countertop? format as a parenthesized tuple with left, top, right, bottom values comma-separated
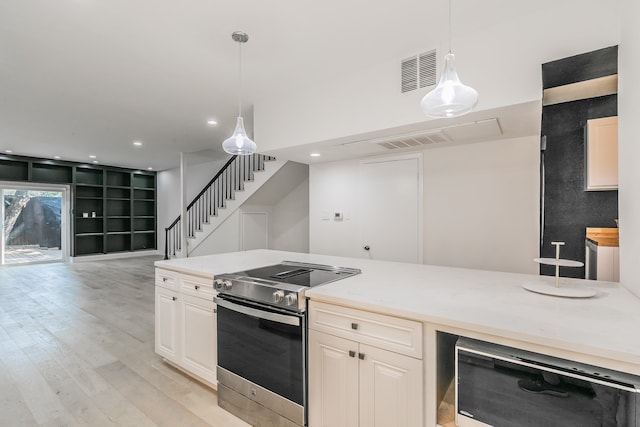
(155, 250, 640, 369)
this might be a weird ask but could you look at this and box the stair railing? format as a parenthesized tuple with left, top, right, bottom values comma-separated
(164, 153, 275, 259)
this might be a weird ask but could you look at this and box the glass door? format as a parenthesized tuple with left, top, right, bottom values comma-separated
(1, 185, 68, 265)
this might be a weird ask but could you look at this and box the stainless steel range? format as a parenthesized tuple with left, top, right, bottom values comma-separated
(214, 261, 360, 427)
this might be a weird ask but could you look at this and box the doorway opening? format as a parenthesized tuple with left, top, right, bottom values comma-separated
(1, 185, 69, 265)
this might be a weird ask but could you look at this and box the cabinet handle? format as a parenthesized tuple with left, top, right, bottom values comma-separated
(172, 296, 177, 301)
(358, 353, 365, 360)
(162, 277, 168, 282)
(351, 323, 359, 330)
(194, 285, 199, 290)
(349, 350, 356, 358)
(214, 308, 217, 314)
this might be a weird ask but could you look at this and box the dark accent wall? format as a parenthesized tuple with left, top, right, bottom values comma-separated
(542, 46, 618, 88)
(540, 46, 618, 278)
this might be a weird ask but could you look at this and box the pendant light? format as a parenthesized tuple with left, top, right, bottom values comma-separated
(421, 0, 478, 118)
(222, 31, 257, 155)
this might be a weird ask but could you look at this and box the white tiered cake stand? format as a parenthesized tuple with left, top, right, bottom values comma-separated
(522, 242, 596, 298)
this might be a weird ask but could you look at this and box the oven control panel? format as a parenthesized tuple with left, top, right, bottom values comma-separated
(214, 277, 306, 311)
(214, 279, 233, 291)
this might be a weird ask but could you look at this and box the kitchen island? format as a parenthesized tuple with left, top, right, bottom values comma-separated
(155, 249, 640, 426)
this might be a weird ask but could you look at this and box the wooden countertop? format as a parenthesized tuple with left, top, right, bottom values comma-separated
(586, 227, 619, 247)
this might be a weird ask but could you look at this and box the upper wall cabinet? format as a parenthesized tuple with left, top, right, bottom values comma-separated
(585, 116, 618, 191)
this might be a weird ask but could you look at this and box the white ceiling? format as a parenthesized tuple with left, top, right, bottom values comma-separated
(0, 0, 544, 171)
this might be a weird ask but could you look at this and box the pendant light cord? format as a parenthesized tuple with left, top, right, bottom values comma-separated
(238, 41, 243, 117)
(448, 0, 452, 54)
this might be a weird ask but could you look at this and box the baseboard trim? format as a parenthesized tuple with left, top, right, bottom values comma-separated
(70, 249, 161, 263)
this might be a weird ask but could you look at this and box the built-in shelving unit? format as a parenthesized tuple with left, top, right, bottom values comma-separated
(104, 170, 132, 254)
(75, 167, 156, 256)
(0, 154, 156, 257)
(74, 167, 105, 256)
(132, 173, 156, 251)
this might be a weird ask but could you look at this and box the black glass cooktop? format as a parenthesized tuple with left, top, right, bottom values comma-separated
(237, 262, 359, 288)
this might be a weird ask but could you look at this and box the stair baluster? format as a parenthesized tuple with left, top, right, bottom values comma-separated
(164, 154, 276, 259)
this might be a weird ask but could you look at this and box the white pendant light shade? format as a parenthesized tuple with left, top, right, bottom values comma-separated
(421, 52, 478, 118)
(222, 116, 256, 155)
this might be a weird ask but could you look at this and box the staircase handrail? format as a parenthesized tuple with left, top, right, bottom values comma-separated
(186, 155, 237, 211)
(164, 154, 274, 259)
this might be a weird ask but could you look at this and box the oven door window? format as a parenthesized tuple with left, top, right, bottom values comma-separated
(217, 302, 304, 405)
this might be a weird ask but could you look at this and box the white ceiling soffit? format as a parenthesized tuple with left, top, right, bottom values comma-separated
(356, 118, 503, 150)
(442, 118, 504, 142)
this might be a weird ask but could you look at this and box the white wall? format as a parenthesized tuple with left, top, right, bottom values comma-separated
(619, 0, 640, 296)
(309, 159, 361, 258)
(190, 210, 241, 257)
(423, 137, 539, 274)
(238, 178, 310, 253)
(254, 0, 619, 152)
(310, 138, 539, 274)
(271, 177, 310, 253)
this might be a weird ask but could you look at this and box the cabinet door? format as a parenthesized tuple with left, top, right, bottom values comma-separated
(155, 286, 178, 362)
(180, 294, 217, 385)
(309, 330, 359, 427)
(586, 116, 618, 190)
(613, 247, 620, 282)
(359, 344, 423, 427)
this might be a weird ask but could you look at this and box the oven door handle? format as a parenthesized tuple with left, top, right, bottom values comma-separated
(214, 297, 301, 327)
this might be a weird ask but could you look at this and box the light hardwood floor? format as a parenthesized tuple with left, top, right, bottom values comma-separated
(0, 256, 249, 427)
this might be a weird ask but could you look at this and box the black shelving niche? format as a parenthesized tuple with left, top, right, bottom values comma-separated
(32, 163, 73, 183)
(0, 159, 29, 181)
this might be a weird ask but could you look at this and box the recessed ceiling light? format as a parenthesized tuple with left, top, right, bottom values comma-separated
(89, 155, 97, 159)
(133, 141, 143, 146)
(147, 167, 153, 170)
(54, 155, 61, 159)
(207, 119, 218, 126)
(5, 149, 13, 153)
(92, 160, 99, 164)
(310, 153, 321, 157)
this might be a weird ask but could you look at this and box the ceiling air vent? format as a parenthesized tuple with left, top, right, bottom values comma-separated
(374, 130, 451, 150)
(401, 50, 437, 93)
(367, 118, 503, 151)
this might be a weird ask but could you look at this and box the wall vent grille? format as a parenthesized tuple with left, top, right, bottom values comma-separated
(376, 131, 450, 150)
(401, 50, 437, 93)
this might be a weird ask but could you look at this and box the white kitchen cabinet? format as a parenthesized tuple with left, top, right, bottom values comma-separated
(308, 300, 423, 358)
(359, 343, 423, 427)
(309, 331, 359, 427)
(586, 241, 620, 282)
(154, 268, 217, 388)
(308, 301, 423, 427)
(155, 285, 179, 362)
(181, 294, 217, 383)
(586, 116, 618, 190)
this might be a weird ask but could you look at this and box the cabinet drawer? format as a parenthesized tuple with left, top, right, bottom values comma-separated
(181, 274, 216, 300)
(155, 268, 179, 291)
(309, 301, 422, 359)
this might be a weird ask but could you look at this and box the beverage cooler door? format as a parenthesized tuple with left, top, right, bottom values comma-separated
(455, 338, 640, 427)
